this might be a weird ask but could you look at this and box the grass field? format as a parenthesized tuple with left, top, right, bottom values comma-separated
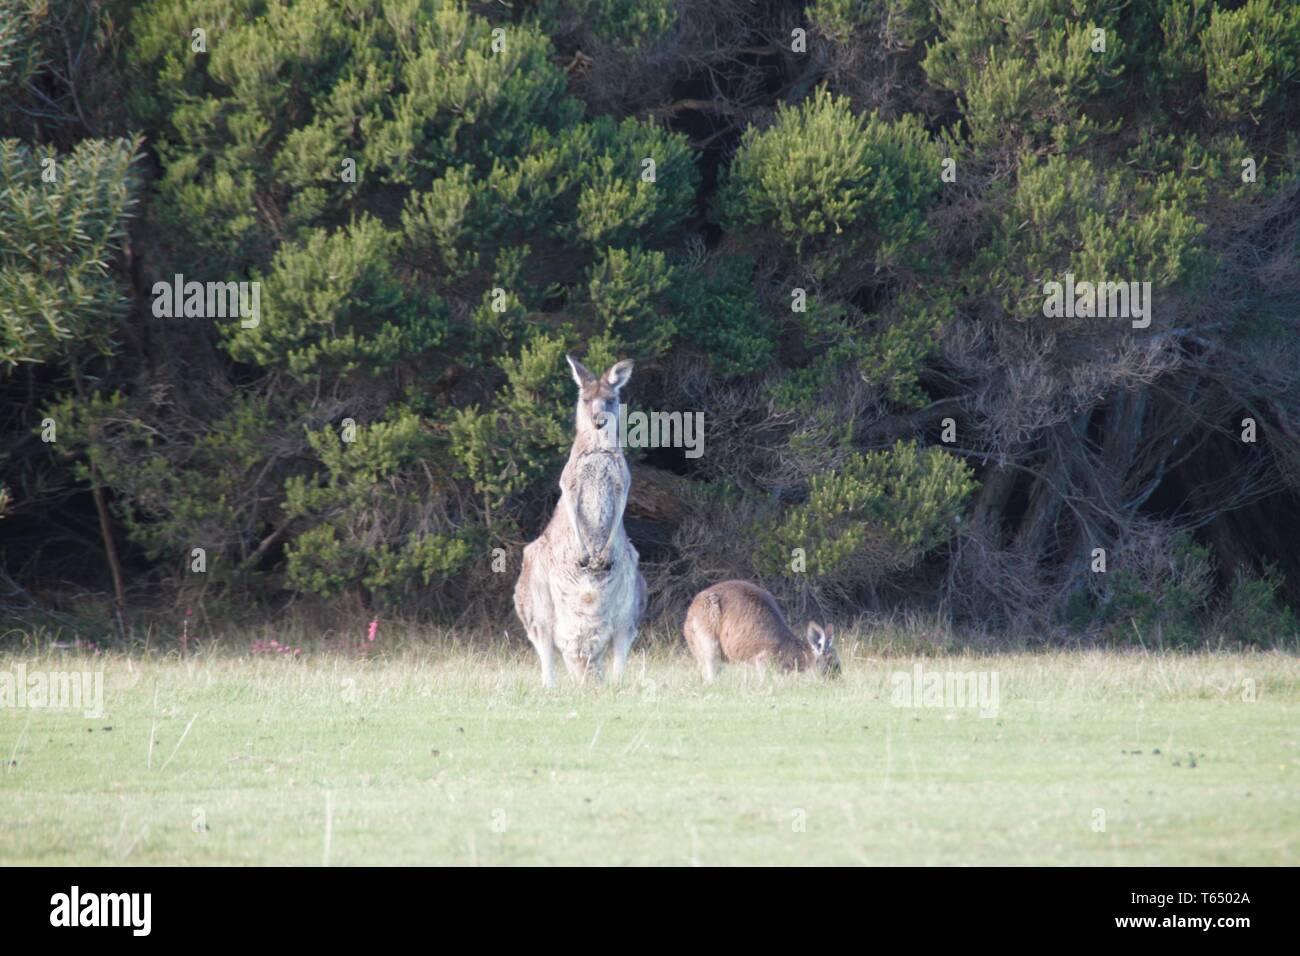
(1, 633, 1297, 865)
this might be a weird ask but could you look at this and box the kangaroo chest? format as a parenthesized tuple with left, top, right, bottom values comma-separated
(568, 450, 626, 538)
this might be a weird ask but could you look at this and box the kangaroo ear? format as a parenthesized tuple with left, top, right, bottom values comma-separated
(566, 354, 594, 389)
(806, 622, 827, 654)
(605, 359, 634, 392)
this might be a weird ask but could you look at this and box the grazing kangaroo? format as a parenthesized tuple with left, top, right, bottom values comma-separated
(514, 355, 647, 686)
(683, 580, 839, 681)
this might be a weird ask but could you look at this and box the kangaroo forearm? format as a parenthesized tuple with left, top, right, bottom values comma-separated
(597, 505, 625, 556)
(566, 510, 592, 561)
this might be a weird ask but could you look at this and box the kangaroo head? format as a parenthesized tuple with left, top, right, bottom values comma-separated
(566, 354, 633, 447)
(805, 622, 840, 677)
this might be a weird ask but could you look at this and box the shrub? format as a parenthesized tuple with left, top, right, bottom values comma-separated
(758, 440, 977, 588)
(1218, 564, 1299, 647)
(283, 410, 476, 604)
(534, 0, 677, 50)
(1098, 532, 1215, 647)
(670, 254, 774, 379)
(1202, 0, 1300, 123)
(0, 137, 141, 370)
(922, 0, 1127, 149)
(714, 89, 942, 274)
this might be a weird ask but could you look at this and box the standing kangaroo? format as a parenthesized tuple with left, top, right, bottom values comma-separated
(514, 355, 647, 686)
(683, 580, 839, 682)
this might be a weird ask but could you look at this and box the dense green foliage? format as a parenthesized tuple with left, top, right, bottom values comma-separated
(0, 138, 140, 370)
(760, 440, 976, 583)
(716, 89, 942, 273)
(2, 0, 1299, 644)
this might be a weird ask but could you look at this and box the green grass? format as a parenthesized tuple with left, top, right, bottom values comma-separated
(1, 637, 1297, 865)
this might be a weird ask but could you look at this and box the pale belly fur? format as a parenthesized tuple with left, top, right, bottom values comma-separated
(548, 540, 642, 660)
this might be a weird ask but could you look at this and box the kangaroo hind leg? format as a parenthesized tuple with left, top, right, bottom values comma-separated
(685, 617, 722, 683)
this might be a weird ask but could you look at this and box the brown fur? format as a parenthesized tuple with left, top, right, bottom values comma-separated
(683, 580, 839, 681)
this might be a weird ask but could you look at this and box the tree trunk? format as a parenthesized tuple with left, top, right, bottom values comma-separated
(72, 366, 128, 633)
(627, 463, 696, 526)
(88, 460, 128, 630)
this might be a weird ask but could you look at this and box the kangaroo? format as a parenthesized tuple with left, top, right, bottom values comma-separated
(683, 580, 839, 681)
(514, 355, 647, 686)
